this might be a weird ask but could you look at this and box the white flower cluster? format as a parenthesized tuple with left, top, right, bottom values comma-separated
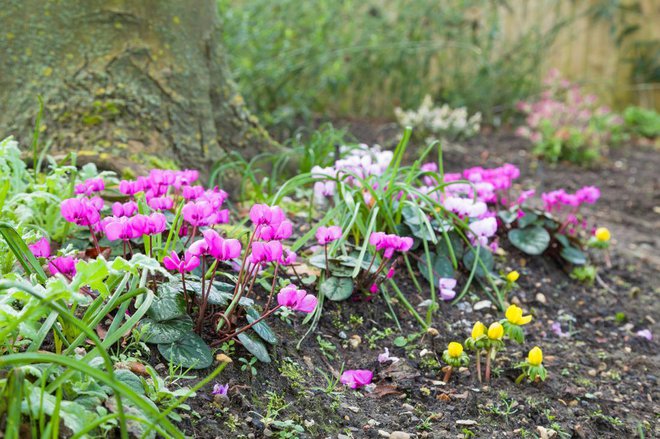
(395, 95, 481, 141)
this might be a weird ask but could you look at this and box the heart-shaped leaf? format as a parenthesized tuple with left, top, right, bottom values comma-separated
(517, 212, 539, 228)
(158, 332, 213, 369)
(237, 332, 271, 363)
(309, 254, 354, 277)
(246, 308, 278, 345)
(508, 226, 550, 256)
(436, 232, 464, 260)
(320, 276, 354, 301)
(140, 315, 193, 344)
(560, 246, 587, 265)
(417, 252, 454, 284)
(498, 209, 518, 225)
(113, 369, 145, 395)
(148, 283, 185, 321)
(462, 246, 495, 278)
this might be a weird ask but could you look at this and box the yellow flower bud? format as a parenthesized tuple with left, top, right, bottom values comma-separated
(505, 304, 532, 325)
(447, 342, 463, 358)
(506, 270, 520, 283)
(528, 346, 543, 366)
(471, 321, 486, 339)
(595, 227, 611, 242)
(487, 322, 504, 340)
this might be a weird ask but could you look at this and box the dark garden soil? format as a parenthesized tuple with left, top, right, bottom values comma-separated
(178, 124, 659, 439)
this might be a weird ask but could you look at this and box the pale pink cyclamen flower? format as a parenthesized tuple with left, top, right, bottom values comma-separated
(439, 278, 457, 301)
(276, 284, 317, 313)
(551, 322, 570, 338)
(636, 329, 652, 341)
(48, 256, 77, 277)
(340, 369, 373, 389)
(469, 217, 497, 246)
(162, 251, 200, 273)
(250, 241, 283, 264)
(28, 237, 50, 258)
(378, 348, 400, 364)
(316, 226, 342, 245)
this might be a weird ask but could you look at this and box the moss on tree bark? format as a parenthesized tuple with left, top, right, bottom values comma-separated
(0, 0, 275, 177)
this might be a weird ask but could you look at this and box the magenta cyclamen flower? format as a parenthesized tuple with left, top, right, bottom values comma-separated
(119, 179, 144, 196)
(163, 251, 200, 273)
(75, 178, 105, 195)
(315, 226, 342, 245)
(144, 213, 167, 235)
(147, 196, 174, 211)
(280, 249, 297, 266)
(112, 201, 138, 217)
(182, 185, 205, 200)
(61, 198, 102, 226)
(249, 204, 285, 226)
(211, 383, 229, 397)
(259, 220, 293, 241)
(182, 201, 214, 227)
(250, 241, 283, 264)
(48, 256, 77, 277)
(276, 284, 317, 313)
(28, 237, 51, 258)
(201, 230, 242, 260)
(369, 232, 413, 258)
(340, 369, 373, 389)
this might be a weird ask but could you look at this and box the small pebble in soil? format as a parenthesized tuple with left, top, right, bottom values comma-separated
(473, 300, 492, 311)
(456, 419, 478, 426)
(390, 432, 412, 439)
(536, 293, 547, 304)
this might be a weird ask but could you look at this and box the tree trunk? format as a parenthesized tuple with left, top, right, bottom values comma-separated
(0, 0, 274, 178)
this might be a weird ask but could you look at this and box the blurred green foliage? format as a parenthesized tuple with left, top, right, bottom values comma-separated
(219, 0, 566, 128)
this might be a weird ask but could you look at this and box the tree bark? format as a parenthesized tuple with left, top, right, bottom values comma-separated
(0, 0, 274, 177)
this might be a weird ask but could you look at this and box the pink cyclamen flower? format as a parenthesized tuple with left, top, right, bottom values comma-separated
(249, 204, 285, 226)
(112, 201, 138, 217)
(250, 241, 283, 264)
(439, 278, 457, 301)
(163, 251, 200, 273)
(202, 229, 242, 260)
(386, 267, 395, 279)
(340, 369, 373, 389)
(28, 237, 51, 258)
(369, 283, 378, 294)
(316, 226, 342, 245)
(147, 196, 174, 211)
(104, 217, 137, 241)
(551, 322, 570, 338)
(276, 284, 317, 313)
(75, 178, 105, 195)
(259, 220, 293, 241)
(636, 329, 652, 341)
(469, 217, 498, 247)
(48, 256, 77, 277)
(61, 198, 101, 226)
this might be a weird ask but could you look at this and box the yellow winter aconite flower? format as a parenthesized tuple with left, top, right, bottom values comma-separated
(447, 342, 463, 358)
(506, 270, 520, 283)
(472, 321, 487, 339)
(505, 304, 532, 325)
(487, 322, 504, 340)
(528, 346, 543, 366)
(595, 227, 611, 242)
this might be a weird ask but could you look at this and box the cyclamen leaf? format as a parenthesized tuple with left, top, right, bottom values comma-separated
(237, 332, 271, 363)
(140, 315, 193, 344)
(148, 283, 185, 321)
(320, 276, 354, 301)
(158, 332, 213, 369)
(462, 246, 495, 278)
(508, 226, 550, 256)
(560, 246, 587, 265)
(246, 308, 278, 345)
(417, 252, 454, 284)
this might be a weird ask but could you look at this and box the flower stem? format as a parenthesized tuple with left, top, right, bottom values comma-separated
(476, 350, 482, 384)
(88, 225, 101, 255)
(485, 347, 493, 383)
(515, 372, 526, 385)
(443, 366, 453, 383)
(212, 305, 282, 346)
